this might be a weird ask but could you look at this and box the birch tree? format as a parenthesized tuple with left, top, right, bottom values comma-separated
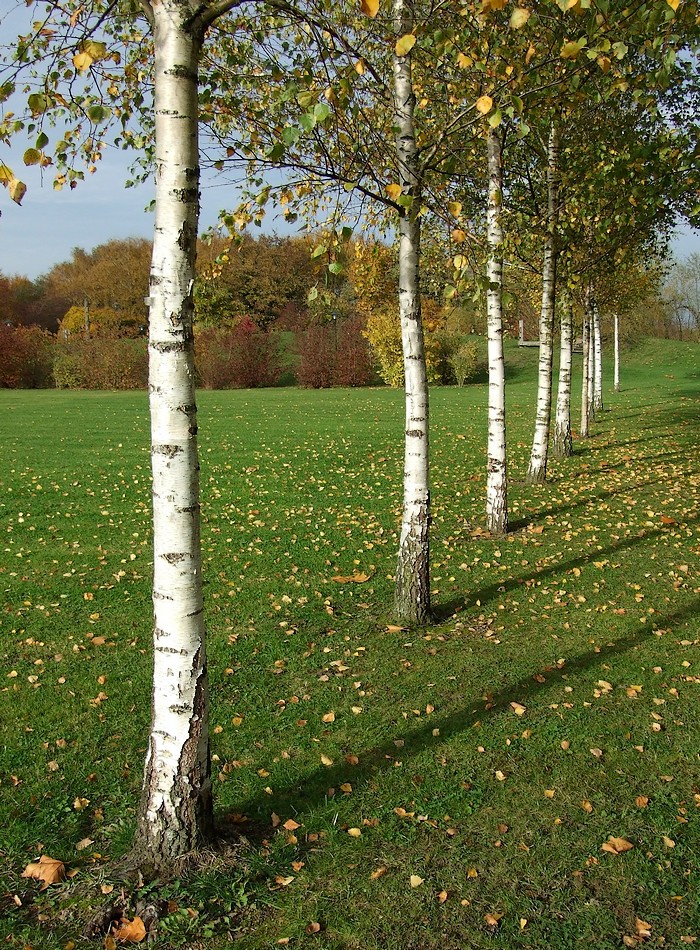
(2, 0, 239, 877)
(553, 292, 573, 458)
(485, 127, 508, 534)
(525, 120, 559, 485)
(592, 301, 603, 413)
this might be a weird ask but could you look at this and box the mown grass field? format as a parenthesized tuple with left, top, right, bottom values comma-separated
(0, 338, 698, 949)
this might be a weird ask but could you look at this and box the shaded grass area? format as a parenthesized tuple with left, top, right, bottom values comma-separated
(0, 337, 698, 948)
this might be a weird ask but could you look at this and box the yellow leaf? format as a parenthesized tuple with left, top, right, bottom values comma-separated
(386, 183, 402, 202)
(354, 59, 365, 75)
(112, 916, 146, 943)
(475, 95, 493, 115)
(21, 855, 66, 889)
(456, 52, 472, 68)
(662, 836, 676, 848)
(331, 572, 370, 583)
(73, 51, 93, 72)
(510, 701, 526, 716)
(371, 866, 387, 879)
(283, 818, 301, 831)
(581, 800, 594, 813)
(322, 711, 336, 723)
(410, 874, 424, 887)
(636, 795, 649, 808)
(510, 7, 530, 28)
(360, 0, 379, 16)
(485, 911, 504, 927)
(448, 201, 462, 218)
(560, 40, 582, 59)
(321, 754, 333, 767)
(666, 0, 679, 9)
(525, 44, 536, 65)
(451, 228, 467, 243)
(597, 55, 611, 72)
(495, 770, 506, 781)
(395, 34, 417, 56)
(8, 177, 26, 205)
(347, 827, 362, 837)
(544, 789, 555, 799)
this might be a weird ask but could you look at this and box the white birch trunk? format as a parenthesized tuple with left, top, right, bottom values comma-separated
(526, 121, 559, 484)
(393, 0, 431, 624)
(614, 313, 620, 391)
(136, 0, 212, 875)
(593, 302, 603, 412)
(553, 294, 573, 458)
(587, 305, 595, 419)
(580, 304, 590, 439)
(485, 128, 508, 534)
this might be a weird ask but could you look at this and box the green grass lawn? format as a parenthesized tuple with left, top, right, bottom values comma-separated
(0, 338, 698, 949)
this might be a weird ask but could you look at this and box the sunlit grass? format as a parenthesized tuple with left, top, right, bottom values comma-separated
(0, 337, 698, 948)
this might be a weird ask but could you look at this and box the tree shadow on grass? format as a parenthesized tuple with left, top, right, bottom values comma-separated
(217, 596, 699, 841)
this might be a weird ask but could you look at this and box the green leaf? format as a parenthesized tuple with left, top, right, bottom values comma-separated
(313, 102, 330, 123)
(35, 131, 49, 150)
(0, 81, 15, 104)
(86, 105, 110, 123)
(307, 285, 319, 302)
(23, 148, 41, 166)
(28, 93, 49, 115)
(328, 261, 342, 275)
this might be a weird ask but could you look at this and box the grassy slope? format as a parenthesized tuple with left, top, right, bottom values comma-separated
(0, 338, 698, 948)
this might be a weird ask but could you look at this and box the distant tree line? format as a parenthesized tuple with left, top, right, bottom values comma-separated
(0, 234, 696, 390)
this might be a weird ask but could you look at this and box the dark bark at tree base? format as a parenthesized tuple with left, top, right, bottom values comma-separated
(395, 517, 432, 625)
(525, 465, 547, 485)
(552, 427, 573, 458)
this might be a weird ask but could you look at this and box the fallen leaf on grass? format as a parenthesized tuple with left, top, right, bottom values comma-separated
(437, 890, 448, 904)
(332, 573, 370, 584)
(370, 866, 387, 880)
(111, 916, 146, 943)
(510, 702, 526, 716)
(305, 921, 322, 934)
(484, 911, 504, 928)
(601, 836, 634, 855)
(76, 837, 94, 851)
(21, 855, 65, 889)
(410, 875, 424, 887)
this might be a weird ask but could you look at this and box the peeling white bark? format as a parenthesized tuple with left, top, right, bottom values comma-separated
(136, 0, 212, 874)
(593, 302, 603, 412)
(587, 302, 595, 419)
(485, 129, 508, 534)
(580, 303, 590, 439)
(553, 294, 573, 458)
(526, 122, 559, 485)
(614, 313, 620, 392)
(393, 0, 431, 624)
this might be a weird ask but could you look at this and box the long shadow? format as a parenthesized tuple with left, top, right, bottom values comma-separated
(450, 515, 699, 615)
(503, 462, 700, 530)
(218, 598, 699, 838)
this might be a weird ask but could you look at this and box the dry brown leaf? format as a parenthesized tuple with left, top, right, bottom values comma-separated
(371, 866, 388, 880)
(484, 911, 504, 927)
(322, 711, 336, 723)
(636, 795, 649, 809)
(437, 889, 448, 904)
(283, 818, 301, 831)
(331, 572, 370, 584)
(21, 855, 66, 889)
(601, 836, 634, 855)
(305, 921, 322, 934)
(112, 915, 147, 943)
(510, 702, 526, 717)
